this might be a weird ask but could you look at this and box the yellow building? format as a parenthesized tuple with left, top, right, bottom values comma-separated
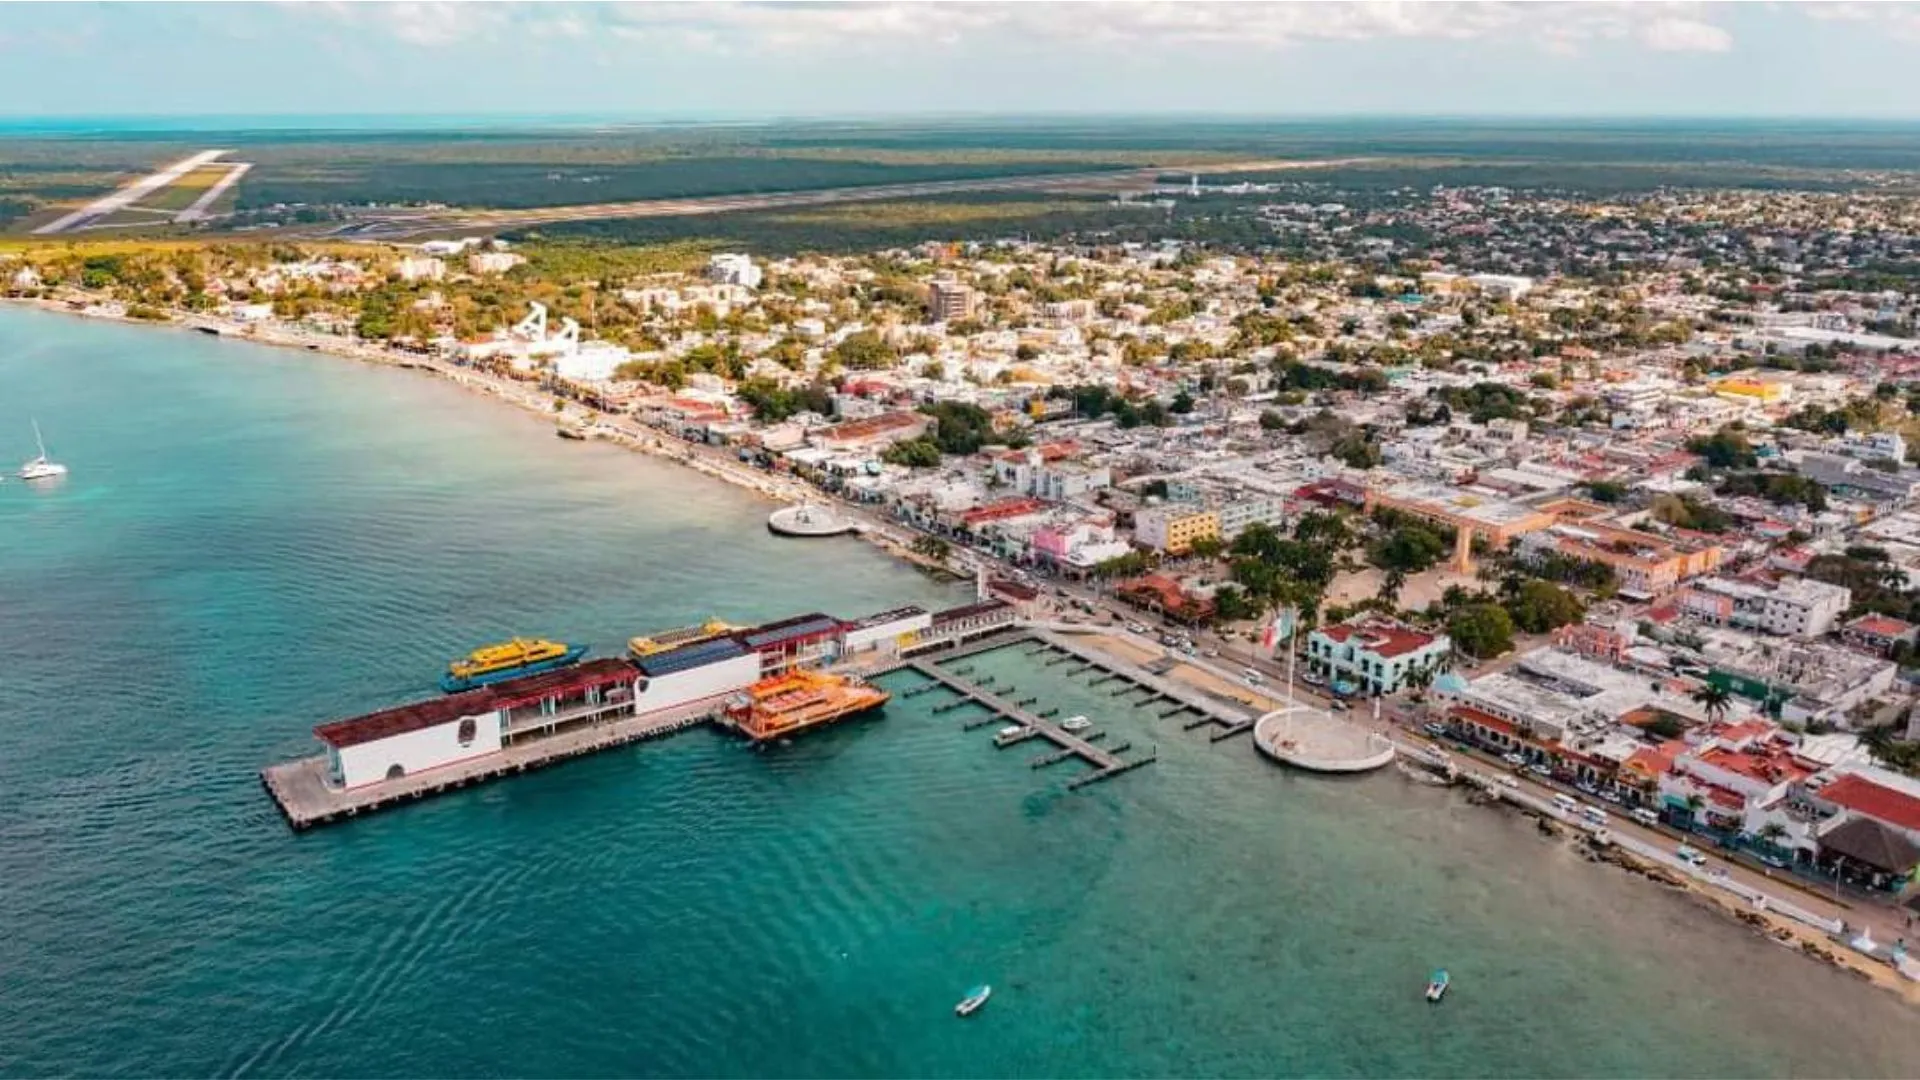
(1711, 377, 1790, 404)
(1134, 507, 1221, 555)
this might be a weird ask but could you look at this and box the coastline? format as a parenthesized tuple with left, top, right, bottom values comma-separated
(4, 293, 967, 580)
(13, 291, 1920, 1010)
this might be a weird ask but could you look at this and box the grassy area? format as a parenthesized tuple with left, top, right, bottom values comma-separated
(130, 165, 237, 213)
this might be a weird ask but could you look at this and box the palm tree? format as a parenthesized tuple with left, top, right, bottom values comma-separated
(1690, 684, 1733, 725)
(1757, 820, 1789, 855)
(1683, 793, 1706, 826)
(1377, 566, 1407, 608)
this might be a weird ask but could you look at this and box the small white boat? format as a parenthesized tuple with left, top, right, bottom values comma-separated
(19, 419, 67, 481)
(997, 725, 1025, 738)
(1426, 969, 1449, 1003)
(955, 984, 991, 1017)
(1060, 715, 1092, 732)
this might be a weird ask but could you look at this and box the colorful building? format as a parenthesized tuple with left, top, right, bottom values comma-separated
(1133, 506, 1221, 555)
(1306, 616, 1450, 694)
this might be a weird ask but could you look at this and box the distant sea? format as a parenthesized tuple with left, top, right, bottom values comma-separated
(4, 305, 1920, 1077)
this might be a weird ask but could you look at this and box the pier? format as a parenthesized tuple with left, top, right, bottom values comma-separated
(905, 655, 1150, 789)
(261, 697, 722, 831)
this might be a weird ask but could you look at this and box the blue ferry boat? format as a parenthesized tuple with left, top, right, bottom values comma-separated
(440, 639, 589, 693)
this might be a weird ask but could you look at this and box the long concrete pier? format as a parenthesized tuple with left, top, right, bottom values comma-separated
(260, 696, 723, 831)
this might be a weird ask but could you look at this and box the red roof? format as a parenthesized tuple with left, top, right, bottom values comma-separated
(315, 658, 637, 749)
(1849, 614, 1915, 639)
(1820, 774, 1920, 833)
(962, 497, 1048, 526)
(1316, 617, 1439, 659)
(1695, 745, 1813, 787)
(1624, 740, 1685, 777)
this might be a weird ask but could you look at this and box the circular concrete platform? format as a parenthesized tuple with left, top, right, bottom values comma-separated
(1253, 706, 1396, 773)
(768, 503, 857, 538)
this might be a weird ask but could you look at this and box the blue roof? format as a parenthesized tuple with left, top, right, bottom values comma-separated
(637, 637, 747, 676)
(1435, 672, 1469, 694)
(739, 614, 841, 649)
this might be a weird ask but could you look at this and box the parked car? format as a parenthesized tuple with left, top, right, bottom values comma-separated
(1330, 700, 1350, 712)
(1502, 752, 1527, 768)
(1126, 622, 1148, 634)
(1528, 763, 1553, 779)
(1423, 722, 1449, 738)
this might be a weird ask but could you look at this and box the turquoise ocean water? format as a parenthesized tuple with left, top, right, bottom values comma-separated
(3, 305, 1920, 1077)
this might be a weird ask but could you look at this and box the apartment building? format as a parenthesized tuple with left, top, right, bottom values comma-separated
(1133, 506, 1220, 555)
(1676, 576, 1851, 638)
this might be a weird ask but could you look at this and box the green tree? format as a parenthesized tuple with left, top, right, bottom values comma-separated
(911, 535, 951, 565)
(1258, 409, 1286, 432)
(1447, 603, 1514, 660)
(881, 437, 943, 469)
(833, 330, 898, 370)
(1505, 579, 1585, 634)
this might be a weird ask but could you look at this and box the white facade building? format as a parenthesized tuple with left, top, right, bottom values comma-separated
(708, 253, 763, 289)
(396, 255, 446, 283)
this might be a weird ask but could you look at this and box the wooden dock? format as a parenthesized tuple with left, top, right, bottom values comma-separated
(260, 697, 721, 831)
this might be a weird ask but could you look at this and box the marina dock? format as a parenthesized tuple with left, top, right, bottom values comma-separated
(906, 657, 1151, 787)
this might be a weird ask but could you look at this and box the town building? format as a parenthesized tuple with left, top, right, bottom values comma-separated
(707, 253, 763, 289)
(927, 278, 978, 323)
(1674, 576, 1851, 638)
(396, 255, 446, 283)
(1133, 505, 1221, 555)
(468, 250, 525, 275)
(1366, 481, 1556, 571)
(1519, 518, 1725, 598)
(1841, 614, 1919, 658)
(1305, 616, 1450, 694)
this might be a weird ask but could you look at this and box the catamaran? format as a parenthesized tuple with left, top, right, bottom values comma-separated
(19, 419, 67, 481)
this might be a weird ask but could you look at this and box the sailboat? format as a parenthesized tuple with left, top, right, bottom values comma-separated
(19, 419, 67, 481)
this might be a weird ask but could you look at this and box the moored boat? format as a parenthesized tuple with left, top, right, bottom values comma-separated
(955, 984, 992, 1017)
(440, 638, 588, 693)
(1426, 968, 1450, 1003)
(1060, 714, 1092, 732)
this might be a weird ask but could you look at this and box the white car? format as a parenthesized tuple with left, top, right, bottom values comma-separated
(1126, 622, 1148, 634)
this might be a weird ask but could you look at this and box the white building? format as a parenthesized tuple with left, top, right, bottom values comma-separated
(1676, 577, 1851, 638)
(468, 250, 526, 275)
(708, 253, 763, 289)
(396, 255, 446, 283)
(1305, 616, 1451, 695)
(1468, 273, 1534, 300)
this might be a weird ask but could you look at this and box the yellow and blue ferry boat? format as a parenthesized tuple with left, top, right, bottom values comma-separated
(441, 638, 588, 693)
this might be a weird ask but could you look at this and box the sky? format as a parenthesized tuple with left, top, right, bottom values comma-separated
(4, 1, 1920, 121)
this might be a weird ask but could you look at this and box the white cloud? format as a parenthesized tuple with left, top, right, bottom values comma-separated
(291, 1, 1757, 56)
(1639, 15, 1733, 52)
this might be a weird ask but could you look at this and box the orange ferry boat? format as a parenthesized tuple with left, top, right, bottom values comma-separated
(725, 669, 889, 742)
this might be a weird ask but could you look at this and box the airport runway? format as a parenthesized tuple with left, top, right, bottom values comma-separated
(315, 157, 1368, 240)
